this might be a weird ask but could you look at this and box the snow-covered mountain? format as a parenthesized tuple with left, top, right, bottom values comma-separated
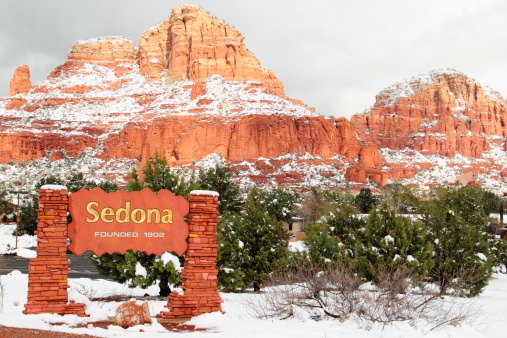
(1, 5, 507, 194)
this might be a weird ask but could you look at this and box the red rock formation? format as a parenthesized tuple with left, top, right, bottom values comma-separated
(5, 7, 507, 190)
(0, 6, 312, 167)
(8, 65, 31, 96)
(345, 145, 388, 185)
(351, 69, 507, 158)
(102, 115, 362, 165)
(137, 5, 284, 96)
(358, 144, 382, 169)
(45, 36, 137, 93)
(115, 301, 151, 328)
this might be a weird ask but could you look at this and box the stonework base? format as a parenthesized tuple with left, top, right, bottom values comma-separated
(158, 192, 223, 319)
(23, 187, 87, 316)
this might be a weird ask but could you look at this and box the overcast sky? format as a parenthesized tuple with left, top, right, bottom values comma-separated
(1, 0, 506, 119)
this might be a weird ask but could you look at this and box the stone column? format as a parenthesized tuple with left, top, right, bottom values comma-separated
(158, 190, 223, 320)
(23, 185, 86, 316)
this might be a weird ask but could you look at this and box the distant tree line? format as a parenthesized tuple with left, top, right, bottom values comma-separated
(3, 154, 506, 298)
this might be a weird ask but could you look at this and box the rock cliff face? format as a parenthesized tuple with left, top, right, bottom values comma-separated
(8, 65, 31, 96)
(137, 5, 284, 96)
(345, 144, 388, 185)
(3, 5, 507, 191)
(351, 69, 507, 157)
(0, 5, 374, 187)
(351, 69, 507, 184)
(101, 115, 362, 165)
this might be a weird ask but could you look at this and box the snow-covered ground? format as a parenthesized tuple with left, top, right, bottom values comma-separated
(0, 223, 37, 258)
(0, 223, 506, 337)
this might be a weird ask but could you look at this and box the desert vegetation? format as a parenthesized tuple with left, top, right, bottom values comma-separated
(3, 156, 506, 325)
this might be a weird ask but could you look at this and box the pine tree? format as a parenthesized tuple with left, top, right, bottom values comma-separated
(18, 195, 38, 235)
(217, 187, 289, 291)
(355, 204, 434, 282)
(260, 187, 298, 224)
(66, 172, 119, 193)
(327, 203, 366, 260)
(303, 222, 345, 267)
(129, 154, 198, 196)
(0, 186, 14, 218)
(198, 164, 242, 214)
(216, 211, 247, 290)
(422, 193, 494, 296)
(353, 188, 379, 213)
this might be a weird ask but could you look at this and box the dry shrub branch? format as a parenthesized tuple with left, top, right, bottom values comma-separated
(246, 262, 475, 329)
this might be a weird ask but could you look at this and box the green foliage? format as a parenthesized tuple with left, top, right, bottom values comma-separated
(260, 187, 298, 224)
(66, 172, 119, 193)
(500, 200, 504, 225)
(421, 187, 495, 296)
(18, 195, 38, 235)
(97, 180, 120, 193)
(0, 187, 14, 217)
(126, 168, 143, 192)
(380, 183, 420, 213)
(88, 251, 181, 296)
(198, 164, 243, 214)
(490, 238, 507, 272)
(297, 188, 335, 228)
(216, 211, 247, 290)
(303, 222, 346, 267)
(127, 154, 198, 197)
(327, 203, 365, 258)
(217, 187, 289, 291)
(66, 172, 94, 193)
(482, 190, 501, 214)
(438, 186, 490, 228)
(353, 188, 379, 213)
(355, 205, 434, 282)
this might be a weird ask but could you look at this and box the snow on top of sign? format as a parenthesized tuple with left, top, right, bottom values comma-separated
(40, 184, 68, 190)
(190, 190, 219, 196)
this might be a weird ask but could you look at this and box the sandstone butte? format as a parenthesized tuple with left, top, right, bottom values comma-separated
(1, 5, 507, 189)
(350, 69, 507, 182)
(0, 4, 380, 186)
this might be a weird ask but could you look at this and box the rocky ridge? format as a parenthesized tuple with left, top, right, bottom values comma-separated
(351, 69, 507, 189)
(1, 5, 507, 193)
(0, 5, 375, 189)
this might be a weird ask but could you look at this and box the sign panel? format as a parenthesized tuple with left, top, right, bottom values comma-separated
(68, 188, 189, 256)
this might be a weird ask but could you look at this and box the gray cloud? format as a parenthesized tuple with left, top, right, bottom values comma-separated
(1, 0, 506, 119)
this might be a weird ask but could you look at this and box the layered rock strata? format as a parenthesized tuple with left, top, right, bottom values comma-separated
(137, 5, 284, 95)
(350, 69, 507, 183)
(8, 65, 31, 96)
(351, 69, 507, 157)
(12, 7, 507, 189)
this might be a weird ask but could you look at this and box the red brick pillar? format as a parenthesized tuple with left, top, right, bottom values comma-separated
(23, 186, 87, 316)
(158, 190, 223, 319)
